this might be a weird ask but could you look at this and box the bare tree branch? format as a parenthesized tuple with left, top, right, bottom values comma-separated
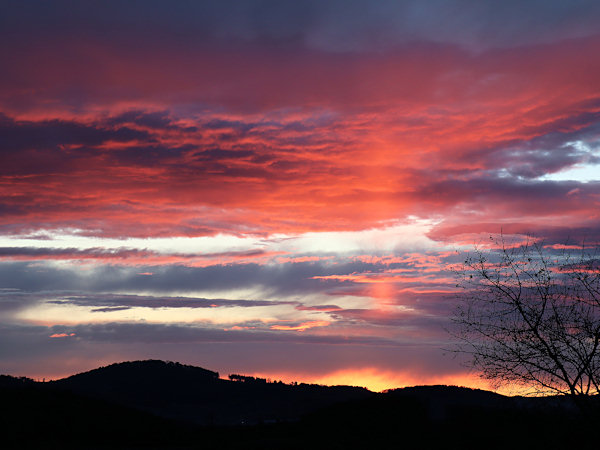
(450, 235, 600, 410)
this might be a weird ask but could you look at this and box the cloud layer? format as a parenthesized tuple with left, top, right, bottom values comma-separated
(1, 1, 599, 389)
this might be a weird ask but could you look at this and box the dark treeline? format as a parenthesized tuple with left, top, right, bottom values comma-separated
(1, 360, 597, 449)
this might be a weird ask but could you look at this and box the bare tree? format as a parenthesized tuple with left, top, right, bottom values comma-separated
(452, 236, 600, 410)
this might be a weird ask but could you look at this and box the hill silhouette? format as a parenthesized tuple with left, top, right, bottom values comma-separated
(50, 359, 372, 425)
(1, 360, 596, 449)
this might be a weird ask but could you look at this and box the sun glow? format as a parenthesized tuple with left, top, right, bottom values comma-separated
(244, 368, 498, 393)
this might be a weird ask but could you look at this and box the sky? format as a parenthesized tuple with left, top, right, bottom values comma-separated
(1, 0, 599, 392)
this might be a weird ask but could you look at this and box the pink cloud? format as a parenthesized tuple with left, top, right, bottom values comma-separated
(270, 321, 330, 332)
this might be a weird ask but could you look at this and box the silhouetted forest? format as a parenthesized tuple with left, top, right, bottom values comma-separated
(1, 360, 597, 449)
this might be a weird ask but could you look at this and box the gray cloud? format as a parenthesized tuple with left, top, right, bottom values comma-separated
(331, 308, 448, 334)
(483, 116, 600, 179)
(104, 110, 198, 132)
(2, 1, 599, 53)
(0, 246, 279, 264)
(0, 290, 46, 313)
(63, 322, 399, 346)
(0, 113, 148, 153)
(0, 260, 378, 296)
(0, 246, 151, 258)
(49, 293, 293, 311)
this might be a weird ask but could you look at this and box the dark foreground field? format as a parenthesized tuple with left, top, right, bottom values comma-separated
(1, 360, 596, 449)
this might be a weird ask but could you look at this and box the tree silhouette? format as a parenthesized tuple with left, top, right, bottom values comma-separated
(452, 236, 600, 411)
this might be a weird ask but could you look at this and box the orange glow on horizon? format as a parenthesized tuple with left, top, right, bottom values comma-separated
(241, 367, 519, 394)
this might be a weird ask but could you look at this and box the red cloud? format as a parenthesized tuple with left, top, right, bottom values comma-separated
(49, 333, 76, 338)
(0, 35, 598, 245)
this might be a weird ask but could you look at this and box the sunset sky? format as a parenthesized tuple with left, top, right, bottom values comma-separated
(1, 0, 599, 391)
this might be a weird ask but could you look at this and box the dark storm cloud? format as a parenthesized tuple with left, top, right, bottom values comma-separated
(2, 1, 600, 53)
(0, 113, 148, 152)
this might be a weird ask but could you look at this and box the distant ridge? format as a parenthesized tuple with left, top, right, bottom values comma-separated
(48, 359, 372, 425)
(387, 384, 508, 404)
(55, 359, 219, 387)
(0, 374, 34, 388)
(1, 360, 593, 449)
